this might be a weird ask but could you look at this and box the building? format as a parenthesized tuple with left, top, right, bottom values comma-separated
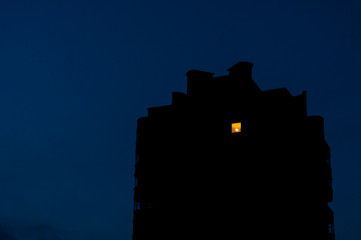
(133, 62, 335, 240)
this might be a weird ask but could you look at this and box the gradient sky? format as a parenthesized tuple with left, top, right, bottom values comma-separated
(0, 0, 360, 239)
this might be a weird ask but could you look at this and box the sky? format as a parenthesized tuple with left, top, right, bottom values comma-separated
(0, 0, 360, 239)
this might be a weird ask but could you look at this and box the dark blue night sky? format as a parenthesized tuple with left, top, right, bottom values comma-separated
(0, 0, 360, 239)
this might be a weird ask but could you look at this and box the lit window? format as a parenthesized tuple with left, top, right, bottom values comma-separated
(232, 122, 241, 133)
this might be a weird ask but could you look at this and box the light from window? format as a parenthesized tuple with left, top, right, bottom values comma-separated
(232, 122, 241, 133)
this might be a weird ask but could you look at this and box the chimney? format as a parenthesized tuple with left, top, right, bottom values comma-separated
(227, 61, 260, 95)
(227, 61, 253, 79)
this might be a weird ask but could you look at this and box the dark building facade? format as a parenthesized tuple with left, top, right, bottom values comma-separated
(133, 62, 335, 240)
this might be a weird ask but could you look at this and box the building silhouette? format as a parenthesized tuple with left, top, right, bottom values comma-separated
(133, 62, 335, 240)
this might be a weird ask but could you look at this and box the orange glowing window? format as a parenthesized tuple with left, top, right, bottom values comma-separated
(232, 122, 241, 133)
